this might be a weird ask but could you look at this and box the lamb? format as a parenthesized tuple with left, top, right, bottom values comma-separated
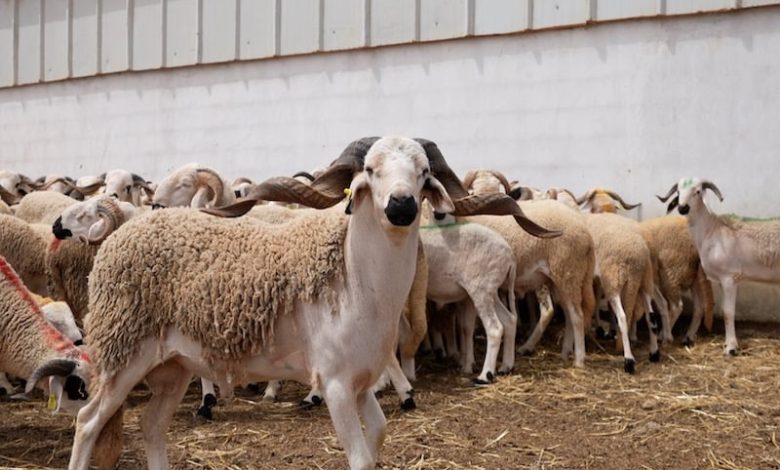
(15, 191, 79, 225)
(585, 213, 659, 372)
(419, 208, 517, 383)
(67, 137, 553, 470)
(0, 255, 91, 412)
(659, 178, 780, 355)
(0, 214, 50, 295)
(152, 163, 235, 209)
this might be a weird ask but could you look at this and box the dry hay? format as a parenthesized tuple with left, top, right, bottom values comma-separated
(2, 324, 780, 469)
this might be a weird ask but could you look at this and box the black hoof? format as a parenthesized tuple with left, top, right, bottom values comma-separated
(682, 337, 693, 347)
(300, 395, 323, 409)
(728, 349, 737, 357)
(497, 367, 512, 376)
(624, 358, 636, 374)
(203, 393, 217, 408)
(246, 383, 262, 393)
(196, 405, 213, 420)
(649, 351, 661, 363)
(473, 372, 494, 386)
(400, 397, 416, 411)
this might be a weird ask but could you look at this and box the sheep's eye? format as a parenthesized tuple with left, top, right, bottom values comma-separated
(365, 167, 374, 176)
(422, 169, 430, 178)
(125, 185, 131, 194)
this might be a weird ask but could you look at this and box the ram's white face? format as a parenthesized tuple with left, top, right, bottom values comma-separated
(676, 177, 703, 215)
(103, 170, 135, 203)
(348, 137, 454, 233)
(47, 362, 91, 415)
(152, 168, 199, 209)
(54, 198, 105, 241)
(0, 171, 22, 196)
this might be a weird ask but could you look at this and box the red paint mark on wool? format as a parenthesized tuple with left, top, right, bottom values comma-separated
(49, 238, 61, 252)
(0, 256, 89, 363)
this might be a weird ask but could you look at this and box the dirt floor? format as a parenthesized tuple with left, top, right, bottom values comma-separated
(2, 321, 780, 470)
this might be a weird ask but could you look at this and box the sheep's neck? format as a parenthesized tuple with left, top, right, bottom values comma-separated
(344, 204, 418, 329)
(686, 198, 723, 250)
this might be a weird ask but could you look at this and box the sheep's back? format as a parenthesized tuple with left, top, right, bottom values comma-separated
(0, 215, 48, 293)
(14, 192, 77, 225)
(86, 208, 348, 376)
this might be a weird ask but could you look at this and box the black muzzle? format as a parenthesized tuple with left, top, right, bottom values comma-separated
(52, 216, 72, 240)
(385, 195, 417, 226)
(678, 205, 690, 215)
(64, 376, 89, 401)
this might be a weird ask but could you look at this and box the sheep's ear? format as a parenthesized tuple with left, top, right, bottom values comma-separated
(422, 176, 455, 214)
(344, 173, 370, 215)
(666, 195, 679, 214)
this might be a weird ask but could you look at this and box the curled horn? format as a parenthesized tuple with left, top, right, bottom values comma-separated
(131, 173, 155, 198)
(82, 197, 126, 245)
(203, 137, 381, 218)
(232, 177, 253, 186)
(656, 183, 678, 203)
(412, 139, 559, 238)
(195, 168, 226, 207)
(702, 181, 724, 201)
(292, 171, 316, 182)
(451, 192, 562, 238)
(40, 177, 76, 191)
(487, 170, 512, 195)
(0, 185, 20, 205)
(76, 173, 107, 196)
(604, 190, 641, 210)
(462, 170, 478, 190)
(576, 189, 595, 206)
(24, 359, 77, 394)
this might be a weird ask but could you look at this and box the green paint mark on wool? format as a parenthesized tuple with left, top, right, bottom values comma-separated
(723, 214, 780, 223)
(419, 222, 470, 230)
(681, 178, 695, 189)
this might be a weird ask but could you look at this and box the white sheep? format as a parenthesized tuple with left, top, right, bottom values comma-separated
(659, 178, 780, 355)
(67, 137, 553, 470)
(152, 163, 235, 209)
(0, 214, 50, 296)
(14, 191, 79, 225)
(0, 256, 90, 412)
(74, 170, 154, 207)
(419, 208, 517, 383)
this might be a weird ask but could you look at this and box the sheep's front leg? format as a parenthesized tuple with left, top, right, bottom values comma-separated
(470, 297, 504, 384)
(358, 390, 387, 463)
(263, 380, 282, 402)
(562, 302, 586, 368)
(721, 279, 739, 356)
(0, 372, 15, 395)
(456, 303, 476, 375)
(323, 378, 373, 470)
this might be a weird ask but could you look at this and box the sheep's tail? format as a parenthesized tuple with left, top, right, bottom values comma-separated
(581, 246, 597, 330)
(93, 405, 124, 470)
(400, 243, 429, 359)
(695, 265, 715, 332)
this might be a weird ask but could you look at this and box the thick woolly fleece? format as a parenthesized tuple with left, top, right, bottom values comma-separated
(0, 256, 85, 382)
(14, 191, 78, 225)
(0, 215, 49, 294)
(47, 239, 100, 322)
(86, 208, 348, 377)
(640, 216, 701, 303)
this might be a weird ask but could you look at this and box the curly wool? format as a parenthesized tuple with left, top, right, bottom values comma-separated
(14, 191, 78, 225)
(640, 216, 700, 305)
(0, 215, 49, 295)
(0, 257, 82, 381)
(47, 240, 100, 323)
(86, 208, 348, 376)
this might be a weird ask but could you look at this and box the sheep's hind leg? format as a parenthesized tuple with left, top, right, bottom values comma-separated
(197, 378, 217, 420)
(263, 380, 282, 402)
(143, 361, 192, 470)
(645, 299, 662, 363)
(609, 296, 636, 374)
(562, 301, 586, 368)
(517, 288, 554, 356)
(323, 378, 374, 470)
(469, 297, 503, 384)
(378, 354, 415, 410)
(494, 294, 517, 374)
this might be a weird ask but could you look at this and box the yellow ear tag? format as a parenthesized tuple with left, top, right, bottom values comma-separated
(47, 394, 57, 410)
(343, 188, 353, 199)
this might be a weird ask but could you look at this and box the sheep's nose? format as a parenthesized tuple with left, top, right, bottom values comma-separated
(52, 216, 72, 240)
(678, 205, 690, 215)
(433, 211, 447, 220)
(385, 195, 417, 226)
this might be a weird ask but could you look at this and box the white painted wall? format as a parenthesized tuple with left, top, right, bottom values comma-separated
(1, 7, 780, 322)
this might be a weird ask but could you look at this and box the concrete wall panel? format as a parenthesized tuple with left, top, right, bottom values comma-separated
(419, 0, 467, 41)
(101, 0, 130, 73)
(474, 0, 529, 35)
(16, 0, 41, 85)
(279, 0, 320, 55)
(43, 0, 69, 81)
(0, 0, 14, 86)
(322, 0, 364, 51)
(369, 0, 415, 46)
(238, 0, 275, 59)
(202, 0, 237, 63)
(131, 0, 163, 70)
(71, 0, 99, 78)
(165, 0, 198, 67)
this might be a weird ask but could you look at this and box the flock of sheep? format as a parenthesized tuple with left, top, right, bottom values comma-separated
(1, 136, 779, 470)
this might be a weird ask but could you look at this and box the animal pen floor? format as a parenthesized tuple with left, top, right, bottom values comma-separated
(2, 322, 780, 470)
